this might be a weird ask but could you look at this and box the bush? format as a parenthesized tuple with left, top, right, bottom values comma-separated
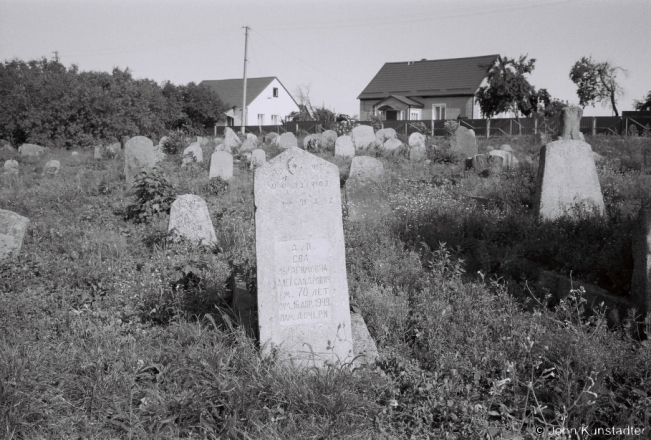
(205, 176, 229, 196)
(125, 166, 176, 223)
(161, 130, 190, 155)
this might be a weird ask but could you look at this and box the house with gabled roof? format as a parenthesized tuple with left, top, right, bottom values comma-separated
(357, 54, 499, 122)
(200, 77, 300, 126)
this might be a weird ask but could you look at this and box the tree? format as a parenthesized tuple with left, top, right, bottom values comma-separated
(634, 91, 651, 111)
(569, 56, 626, 116)
(289, 84, 338, 127)
(475, 55, 540, 119)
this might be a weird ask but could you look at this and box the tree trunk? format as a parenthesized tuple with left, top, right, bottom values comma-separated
(610, 91, 618, 117)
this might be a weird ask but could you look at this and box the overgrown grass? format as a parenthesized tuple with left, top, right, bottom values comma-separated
(1, 134, 650, 438)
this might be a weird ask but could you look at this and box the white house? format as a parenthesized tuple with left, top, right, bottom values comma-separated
(200, 77, 300, 127)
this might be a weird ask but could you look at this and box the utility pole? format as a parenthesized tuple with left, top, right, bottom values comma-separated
(241, 26, 250, 135)
(52, 51, 59, 62)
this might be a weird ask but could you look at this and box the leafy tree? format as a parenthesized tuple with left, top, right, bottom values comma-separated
(634, 91, 651, 111)
(162, 81, 225, 131)
(475, 55, 540, 119)
(569, 56, 626, 116)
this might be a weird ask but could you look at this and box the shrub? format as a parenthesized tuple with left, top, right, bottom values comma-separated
(125, 166, 176, 223)
(161, 129, 191, 155)
(444, 120, 460, 137)
(205, 176, 229, 196)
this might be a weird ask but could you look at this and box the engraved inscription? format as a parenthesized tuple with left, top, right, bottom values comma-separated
(274, 239, 332, 325)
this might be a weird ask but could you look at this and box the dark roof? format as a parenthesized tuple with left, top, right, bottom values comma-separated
(376, 95, 424, 108)
(200, 77, 294, 107)
(357, 54, 499, 100)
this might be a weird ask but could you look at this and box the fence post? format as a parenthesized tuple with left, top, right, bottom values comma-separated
(431, 121, 434, 137)
(592, 117, 596, 136)
(534, 118, 538, 134)
(625, 118, 628, 136)
(486, 119, 490, 139)
(518, 120, 522, 136)
(509, 120, 512, 136)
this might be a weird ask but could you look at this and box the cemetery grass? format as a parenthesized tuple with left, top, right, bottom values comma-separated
(1, 136, 650, 439)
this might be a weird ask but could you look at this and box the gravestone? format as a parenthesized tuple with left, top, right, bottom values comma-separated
(320, 130, 338, 151)
(168, 195, 217, 246)
(71, 151, 79, 157)
(106, 142, 121, 158)
(466, 154, 488, 172)
(409, 144, 427, 162)
(124, 136, 159, 188)
(209, 151, 233, 180)
(334, 136, 355, 159)
(18, 144, 46, 157)
(558, 106, 583, 140)
(500, 144, 514, 152)
(182, 143, 203, 167)
(381, 138, 403, 157)
(264, 132, 279, 144)
(250, 149, 266, 169)
(376, 128, 397, 145)
(246, 133, 258, 143)
(43, 160, 60, 175)
(4, 160, 19, 175)
(223, 127, 242, 151)
(351, 313, 379, 366)
(305, 133, 322, 150)
(351, 125, 375, 151)
(0, 209, 29, 259)
(534, 140, 605, 220)
(254, 148, 353, 367)
(240, 138, 257, 154)
(278, 132, 298, 151)
(449, 126, 478, 158)
(631, 204, 651, 328)
(408, 132, 426, 149)
(345, 156, 391, 222)
(488, 150, 518, 168)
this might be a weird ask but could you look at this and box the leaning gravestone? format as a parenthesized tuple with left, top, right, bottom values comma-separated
(254, 148, 353, 367)
(124, 136, 159, 188)
(320, 130, 338, 151)
(334, 136, 355, 159)
(345, 156, 391, 222)
(209, 151, 233, 180)
(278, 132, 298, 151)
(168, 195, 217, 246)
(351, 125, 375, 151)
(43, 160, 60, 175)
(250, 149, 266, 169)
(223, 127, 242, 151)
(0, 209, 29, 259)
(534, 140, 605, 220)
(18, 144, 46, 157)
(449, 126, 478, 158)
(558, 106, 583, 140)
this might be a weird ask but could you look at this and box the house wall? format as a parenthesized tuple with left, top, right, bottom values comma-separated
(360, 96, 474, 121)
(246, 78, 299, 126)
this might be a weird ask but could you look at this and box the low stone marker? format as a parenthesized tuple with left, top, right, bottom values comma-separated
(488, 150, 518, 168)
(0, 209, 29, 259)
(209, 151, 233, 180)
(558, 106, 583, 140)
(278, 132, 298, 151)
(93, 145, 104, 159)
(345, 156, 391, 222)
(351, 125, 375, 151)
(168, 195, 217, 246)
(334, 136, 355, 159)
(408, 132, 426, 149)
(381, 138, 404, 157)
(4, 160, 19, 175)
(254, 148, 353, 367)
(250, 149, 266, 169)
(534, 140, 605, 220)
(18, 144, 46, 157)
(449, 126, 478, 158)
(124, 136, 159, 188)
(320, 130, 338, 151)
(43, 160, 60, 175)
(376, 128, 397, 145)
(182, 143, 203, 166)
(71, 151, 79, 157)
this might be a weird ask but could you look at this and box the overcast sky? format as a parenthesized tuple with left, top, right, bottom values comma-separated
(1, 0, 649, 118)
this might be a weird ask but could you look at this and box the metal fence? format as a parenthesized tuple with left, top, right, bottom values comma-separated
(208, 116, 651, 138)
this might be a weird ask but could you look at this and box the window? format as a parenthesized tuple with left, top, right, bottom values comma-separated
(273, 88, 278, 97)
(410, 109, 422, 120)
(258, 114, 265, 125)
(432, 104, 446, 120)
(271, 115, 279, 125)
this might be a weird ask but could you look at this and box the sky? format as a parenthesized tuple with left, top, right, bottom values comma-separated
(1, 0, 650, 118)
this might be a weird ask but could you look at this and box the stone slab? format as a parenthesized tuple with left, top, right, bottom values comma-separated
(168, 195, 217, 246)
(320, 130, 338, 151)
(124, 136, 159, 188)
(334, 136, 355, 159)
(250, 149, 266, 169)
(209, 151, 233, 180)
(449, 126, 478, 158)
(254, 148, 353, 367)
(351, 125, 376, 151)
(0, 209, 29, 259)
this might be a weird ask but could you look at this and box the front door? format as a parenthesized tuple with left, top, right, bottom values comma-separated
(386, 110, 398, 121)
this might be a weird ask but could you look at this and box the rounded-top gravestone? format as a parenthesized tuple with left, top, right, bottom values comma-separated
(320, 130, 338, 151)
(250, 149, 266, 169)
(264, 132, 279, 144)
(449, 126, 478, 158)
(376, 128, 397, 145)
(351, 125, 375, 151)
(182, 143, 203, 167)
(381, 138, 404, 157)
(334, 136, 355, 159)
(124, 136, 159, 188)
(408, 132, 426, 149)
(210, 151, 234, 180)
(240, 138, 257, 154)
(278, 132, 298, 151)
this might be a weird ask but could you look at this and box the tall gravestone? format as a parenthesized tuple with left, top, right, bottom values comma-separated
(0, 209, 29, 260)
(209, 151, 233, 180)
(124, 136, 158, 188)
(254, 148, 353, 367)
(534, 140, 604, 220)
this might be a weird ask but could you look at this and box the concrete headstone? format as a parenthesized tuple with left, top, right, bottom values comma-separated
(250, 149, 266, 169)
(168, 195, 217, 246)
(449, 126, 478, 158)
(124, 136, 159, 188)
(534, 140, 605, 220)
(209, 151, 233, 180)
(558, 106, 583, 140)
(381, 138, 404, 157)
(334, 136, 355, 159)
(278, 132, 298, 151)
(254, 148, 353, 367)
(488, 150, 519, 168)
(351, 125, 376, 151)
(408, 132, 426, 149)
(0, 209, 29, 259)
(320, 130, 338, 151)
(376, 128, 397, 145)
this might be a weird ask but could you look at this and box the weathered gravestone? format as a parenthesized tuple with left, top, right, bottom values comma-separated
(345, 156, 391, 222)
(334, 136, 355, 159)
(246, 133, 258, 143)
(351, 125, 375, 151)
(4, 160, 19, 175)
(240, 138, 257, 154)
(409, 144, 427, 162)
(351, 313, 379, 366)
(304, 133, 321, 150)
(449, 126, 478, 158)
(124, 136, 159, 188)
(0, 209, 29, 259)
(381, 138, 404, 157)
(250, 149, 266, 169)
(106, 142, 121, 158)
(254, 148, 353, 367)
(534, 140, 605, 220)
(264, 132, 279, 144)
(223, 127, 242, 151)
(168, 195, 217, 246)
(209, 151, 233, 180)
(71, 151, 79, 157)
(320, 130, 338, 151)
(19, 144, 46, 157)
(43, 160, 60, 175)
(182, 143, 203, 167)
(465, 154, 488, 172)
(631, 204, 651, 328)
(488, 150, 518, 168)
(278, 132, 298, 151)
(408, 132, 426, 149)
(376, 128, 397, 145)
(558, 105, 583, 140)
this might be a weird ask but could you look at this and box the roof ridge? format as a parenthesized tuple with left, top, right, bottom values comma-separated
(384, 54, 499, 65)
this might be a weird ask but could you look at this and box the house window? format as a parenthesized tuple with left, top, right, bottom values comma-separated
(410, 109, 422, 120)
(271, 115, 279, 125)
(432, 104, 446, 120)
(273, 88, 278, 97)
(258, 114, 265, 125)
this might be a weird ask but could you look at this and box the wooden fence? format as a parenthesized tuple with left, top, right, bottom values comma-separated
(209, 116, 651, 138)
